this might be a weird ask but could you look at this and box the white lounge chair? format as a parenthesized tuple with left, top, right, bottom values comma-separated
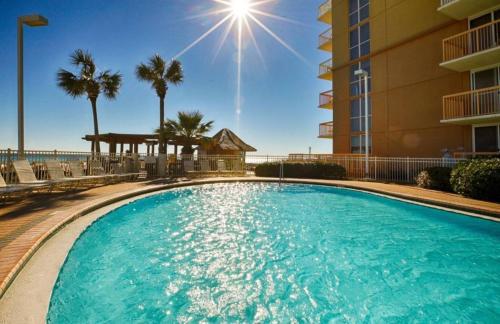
(184, 160, 195, 172)
(68, 160, 109, 185)
(12, 160, 53, 191)
(200, 160, 211, 172)
(45, 159, 83, 189)
(0, 172, 32, 200)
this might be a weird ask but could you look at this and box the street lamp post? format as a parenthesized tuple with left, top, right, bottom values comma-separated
(18, 14, 48, 157)
(354, 69, 369, 178)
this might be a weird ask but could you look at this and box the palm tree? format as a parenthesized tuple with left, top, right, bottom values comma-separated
(156, 111, 214, 155)
(136, 55, 184, 154)
(57, 49, 122, 154)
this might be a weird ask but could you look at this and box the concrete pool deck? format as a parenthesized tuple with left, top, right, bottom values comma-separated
(0, 177, 499, 322)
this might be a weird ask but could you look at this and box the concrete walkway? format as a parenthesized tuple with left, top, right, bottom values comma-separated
(0, 177, 499, 299)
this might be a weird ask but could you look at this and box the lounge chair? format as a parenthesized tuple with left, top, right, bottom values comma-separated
(68, 160, 109, 185)
(12, 160, 52, 190)
(184, 160, 195, 173)
(200, 160, 211, 172)
(45, 159, 84, 189)
(0, 172, 32, 201)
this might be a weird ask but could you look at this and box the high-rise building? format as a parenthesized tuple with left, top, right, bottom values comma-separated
(317, 0, 500, 157)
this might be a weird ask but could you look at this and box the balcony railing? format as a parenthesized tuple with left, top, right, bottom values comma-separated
(319, 58, 333, 79)
(442, 85, 500, 121)
(318, 0, 332, 20)
(319, 27, 332, 50)
(319, 121, 334, 138)
(443, 19, 500, 62)
(440, 0, 456, 5)
(319, 90, 333, 109)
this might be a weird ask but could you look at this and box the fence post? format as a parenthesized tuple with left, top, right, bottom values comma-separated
(406, 156, 410, 183)
(374, 156, 377, 180)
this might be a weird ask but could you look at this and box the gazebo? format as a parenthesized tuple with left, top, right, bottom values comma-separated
(199, 128, 257, 156)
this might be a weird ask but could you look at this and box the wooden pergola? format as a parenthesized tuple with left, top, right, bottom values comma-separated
(83, 133, 209, 155)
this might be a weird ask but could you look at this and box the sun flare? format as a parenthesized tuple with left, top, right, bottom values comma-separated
(230, 0, 251, 18)
(176, 0, 308, 125)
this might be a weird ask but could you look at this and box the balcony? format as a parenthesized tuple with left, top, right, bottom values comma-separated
(319, 58, 333, 80)
(319, 90, 333, 109)
(319, 27, 332, 52)
(438, 0, 500, 20)
(318, 0, 332, 24)
(441, 19, 500, 72)
(319, 121, 334, 138)
(441, 85, 500, 125)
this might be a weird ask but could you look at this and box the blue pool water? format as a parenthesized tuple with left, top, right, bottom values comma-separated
(48, 183, 500, 323)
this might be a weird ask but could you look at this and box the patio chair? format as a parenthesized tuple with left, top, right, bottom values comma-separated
(12, 160, 52, 190)
(68, 160, 109, 185)
(200, 160, 211, 172)
(0, 172, 32, 200)
(184, 160, 195, 173)
(45, 159, 83, 189)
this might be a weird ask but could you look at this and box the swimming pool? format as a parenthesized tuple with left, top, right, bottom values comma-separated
(48, 183, 500, 323)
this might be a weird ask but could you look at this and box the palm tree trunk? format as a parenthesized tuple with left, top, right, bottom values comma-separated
(91, 98, 101, 154)
(159, 96, 165, 154)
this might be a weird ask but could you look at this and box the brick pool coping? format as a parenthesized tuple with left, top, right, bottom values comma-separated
(0, 177, 499, 301)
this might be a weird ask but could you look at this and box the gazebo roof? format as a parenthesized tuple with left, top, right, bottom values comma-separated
(211, 128, 257, 152)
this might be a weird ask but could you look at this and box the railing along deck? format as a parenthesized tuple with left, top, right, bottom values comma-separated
(442, 85, 500, 120)
(443, 19, 500, 62)
(0, 149, 474, 184)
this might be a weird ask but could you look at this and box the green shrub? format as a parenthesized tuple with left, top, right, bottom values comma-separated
(415, 167, 452, 191)
(450, 158, 500, 202)
(255, 162, 346, 180)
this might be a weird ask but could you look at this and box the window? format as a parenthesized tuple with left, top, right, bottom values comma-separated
(350, 99, 372, 132)
(350, 60, 371, 96)
(349, 23, 370, 60)
(349, 0, 369, 26)
(474, 125, 500, 152)
(472, 66, 499, 90)
(351, 135, 372, 154)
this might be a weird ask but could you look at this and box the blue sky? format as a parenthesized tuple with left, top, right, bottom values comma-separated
(0, 0, 331, 155)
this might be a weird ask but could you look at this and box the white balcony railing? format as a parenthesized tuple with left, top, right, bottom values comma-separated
(319, 58, 333, 78)
(443, 19, 500, 62)
(319, 121, 334, 138)
(318, 0, 332, 19)
(319, 90, 333, 109)
(319, 27, 332, 49)
(442, 85, 500, 121)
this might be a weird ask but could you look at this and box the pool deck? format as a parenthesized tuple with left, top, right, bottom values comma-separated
(1, 177, 499, 301)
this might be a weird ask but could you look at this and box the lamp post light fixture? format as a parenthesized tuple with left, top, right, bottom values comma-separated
(18, 14, 48, 157)
(354, 68, 370, 178)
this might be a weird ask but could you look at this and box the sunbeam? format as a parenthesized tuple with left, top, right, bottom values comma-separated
(176, 0, 308, 124)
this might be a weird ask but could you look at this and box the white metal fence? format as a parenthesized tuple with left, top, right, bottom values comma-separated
(0, 149, 473, 185)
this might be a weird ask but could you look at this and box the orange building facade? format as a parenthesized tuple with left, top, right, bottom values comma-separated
(317, 0, 500, 157)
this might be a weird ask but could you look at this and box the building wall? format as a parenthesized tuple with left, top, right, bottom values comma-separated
(329, 0, 473, 157)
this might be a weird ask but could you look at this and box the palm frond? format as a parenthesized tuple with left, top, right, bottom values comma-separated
(56, 69, 86, 98)
(99, 71, 123, 100)
(135, 63, 154, 82)
(149, 54, 166, 77)
(70, 49, 95, 79)
(165, 60, 184, 85)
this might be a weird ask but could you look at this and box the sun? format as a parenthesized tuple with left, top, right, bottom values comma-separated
(230, 0, 251, 18)
(175, 0, 308, 124)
